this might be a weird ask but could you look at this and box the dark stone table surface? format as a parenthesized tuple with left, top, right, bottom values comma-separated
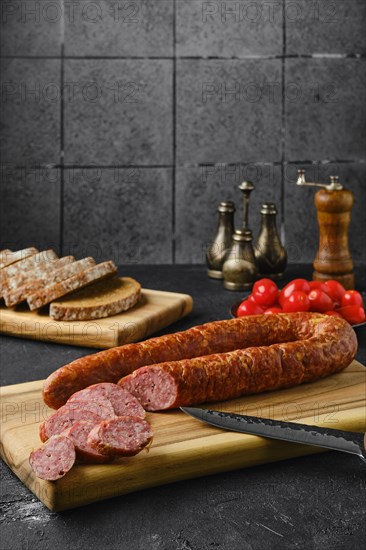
(1, 264, 365, 550)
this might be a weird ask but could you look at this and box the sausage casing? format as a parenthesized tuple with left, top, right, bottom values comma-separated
(118, 315, 358, 410)
(43, 313, 308, 409)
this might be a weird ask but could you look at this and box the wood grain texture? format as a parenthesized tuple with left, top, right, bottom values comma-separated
(0, 288, 193, 348)
(0, 361, 365, 511)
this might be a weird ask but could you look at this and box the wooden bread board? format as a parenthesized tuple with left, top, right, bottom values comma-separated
(0, 289, 193, 348)
(1, 361, 365, 511)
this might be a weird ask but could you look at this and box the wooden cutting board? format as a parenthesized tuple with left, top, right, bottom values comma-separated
(1, 361, 365, 511)
(0, 289, 193, 348)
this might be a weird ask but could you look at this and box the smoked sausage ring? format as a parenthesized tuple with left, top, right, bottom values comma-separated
(118, 313, 358, 410)
(43, 313, 357, 410)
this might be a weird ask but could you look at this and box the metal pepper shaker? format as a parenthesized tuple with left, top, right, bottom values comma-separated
(222, 181, 258, 290)
(254, 203, 287, 278)
(222, 229, 258, 290)
(206, 201, 235, 279)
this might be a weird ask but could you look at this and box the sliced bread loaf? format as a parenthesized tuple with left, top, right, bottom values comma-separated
(2, 255, 74, 296)
(3, 257, 97, 307)
(0, 249, 58, 295)
(49, 277, 141, 321)
(0, 247, 39, 270)
(27, 261, 117, 311)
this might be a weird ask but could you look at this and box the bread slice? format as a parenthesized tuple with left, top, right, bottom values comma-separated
(0, 249, 58, 295)
(0, 247, 39, 270)
(2, 255, 74, 297)
(0, 250, 13, 268)
(3, 257, 96, 307)
(27, 261, 117, 310)
(49, 277, 141, 321)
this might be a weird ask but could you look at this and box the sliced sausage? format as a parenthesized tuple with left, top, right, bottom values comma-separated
(43, 314, 310, 409)
(68, 399, 115, 419)
(86, 416, 153, 457)
(67, 383, 145, 419)
(61, 421, 111, 464)
(40, 402, 110, 442)
(29, 435, 76, 480)
(119, 315, 357, 410)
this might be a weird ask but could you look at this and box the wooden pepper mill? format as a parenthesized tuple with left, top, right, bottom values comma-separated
(296, 170, 355, 289)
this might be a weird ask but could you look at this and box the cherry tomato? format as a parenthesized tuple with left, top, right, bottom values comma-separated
(337, 305, 365, 325)
(264, 307, 283, 314)
(248, 294, 258, 304)
(324, 310, 342, 318)
(279, 279, 311, 306)
(252, 279, 279, 307)
(308, 281, 327, 292)
(341, 290, 364, 308)
(237, 300, 264, 317)
(282, 290, 310, 313)
(308, 289, 334, 313)
(323, 280, 346, 305)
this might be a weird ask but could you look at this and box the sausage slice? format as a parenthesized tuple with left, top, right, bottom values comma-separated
(40, 402, 110, 442)
(87, 416, 153, 457)
(62, 420, 111, 464)
(29, 435, 76, 480)
(67, 383, 145, 419)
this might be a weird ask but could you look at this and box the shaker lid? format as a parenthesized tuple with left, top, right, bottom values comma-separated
(260, 203, 277, 215)
(238, 181, 255, 192)
(233, 229, 253, 242)
(218, 201, 235, 213)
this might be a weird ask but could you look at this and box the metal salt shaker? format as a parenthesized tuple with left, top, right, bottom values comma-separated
(254, 203, 287, 278)
(206, 201, 235, 279)
(222, 229, 258, 290)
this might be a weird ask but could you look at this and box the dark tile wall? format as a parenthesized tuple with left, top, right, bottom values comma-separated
(63, 59, 173, 165)
(1, 0, 365, 264)
(62, 167, 173, 263)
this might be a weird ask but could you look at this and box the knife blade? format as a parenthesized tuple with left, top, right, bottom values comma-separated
(180, 407, 366, 462)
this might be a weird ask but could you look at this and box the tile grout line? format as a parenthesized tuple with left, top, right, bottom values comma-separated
(280, 0, 286, 244)
(172, 0, 177, 264)
(6, 159, 366, 170)
(1, 54, 366, 60)
(59, 12, 65, 255)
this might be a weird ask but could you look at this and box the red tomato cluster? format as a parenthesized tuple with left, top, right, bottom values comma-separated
(236, 278, 365, 326)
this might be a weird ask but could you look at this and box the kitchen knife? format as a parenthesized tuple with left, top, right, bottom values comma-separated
(180, 407, 366, 462)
